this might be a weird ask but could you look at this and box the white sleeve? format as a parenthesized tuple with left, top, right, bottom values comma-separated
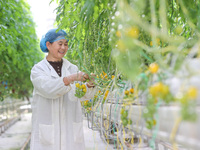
(30, 64, 71, 99)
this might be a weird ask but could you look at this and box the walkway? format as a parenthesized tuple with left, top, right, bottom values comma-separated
(0, 113, 113, 150)
(0, 113, 31, 150)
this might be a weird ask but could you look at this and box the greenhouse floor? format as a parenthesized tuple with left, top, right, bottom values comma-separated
(0, 112, 113, 150)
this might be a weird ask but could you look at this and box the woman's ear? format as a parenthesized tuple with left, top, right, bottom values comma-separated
(46, 41, 51, 50)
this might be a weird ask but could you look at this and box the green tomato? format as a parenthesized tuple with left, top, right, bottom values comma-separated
(98, 47, 102, 51)
(120, 108, 125, 115)
(128, 119, 132, 125)
(146, 120, 153, 129)
(87, 102, 92, 107)
(81, 91, 85, 95)
(122, 118, 128, 127)
(122, 110, 128, 118)
(102, 99, 105, 104)
(121, 115, 125, 120)
(175, 25, 183, 34)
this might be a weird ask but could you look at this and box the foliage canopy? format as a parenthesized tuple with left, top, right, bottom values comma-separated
(0, 0, 43, 100)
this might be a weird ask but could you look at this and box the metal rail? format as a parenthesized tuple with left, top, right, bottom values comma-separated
(0, 98, 30, 135)
(83, 90, 199, 149)
(0, 116, 21, 135)
(101, 102, 200, 150)
(21, 134, 31, 150)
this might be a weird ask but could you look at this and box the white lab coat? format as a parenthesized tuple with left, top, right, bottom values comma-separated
(30, 57, 96, 150)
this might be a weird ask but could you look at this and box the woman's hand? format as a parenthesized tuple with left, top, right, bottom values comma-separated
(75, 72, 89, 81)
(63, 72, 89, 85)
(86, 73, 96, 88)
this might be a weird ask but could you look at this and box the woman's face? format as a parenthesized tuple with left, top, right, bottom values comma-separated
(46, 39, 68, 61)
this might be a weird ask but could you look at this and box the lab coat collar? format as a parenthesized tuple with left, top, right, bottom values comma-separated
(43, 57, 71, 78)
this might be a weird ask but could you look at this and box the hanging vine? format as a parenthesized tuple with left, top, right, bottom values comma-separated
(0, 0, 43, 101)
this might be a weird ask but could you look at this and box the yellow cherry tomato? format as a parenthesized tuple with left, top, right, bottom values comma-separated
(83, 88, 87, 93)
(149, 86, 157, 97)
(154, 98, 158, 104)
(187, 87, 198, 99)
(81, 84, 86, 89)
(156, 38, 160, 45)
(75, 83, 80, 88)
(149, 63, 159, 74)
(160, 85, 169, 97)
(153, 119, 156, 125)
(124, 90, 129, 96)
(104, 71, 108, 76)
(150, 38, 160, 46)
(105, 90, 109, 95)
(111, 75, 115, 80)
(102, 71, 107, 78)
(150, 82, 169, 98)
(149, 83, 160, 97)
(104, 74, 108, 79)
(150, 41, 153, 46)
(125, 26, 139, 38)
(84, 101, 88, 106)
(100, 74, 104, 79)
(155, 82, 169, 97)
(156, 82, 163, 90)
(130, 88, 134, 94)
(116, 30, 121, 37)
(116, 40, 126, 52)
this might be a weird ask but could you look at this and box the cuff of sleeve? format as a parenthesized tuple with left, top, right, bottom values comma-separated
(61, 78, 72, 93)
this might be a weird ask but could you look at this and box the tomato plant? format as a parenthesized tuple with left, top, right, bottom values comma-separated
(0, 0, 43, 100)
(52, 0, 117, 78)
(52, 0, 200, 132)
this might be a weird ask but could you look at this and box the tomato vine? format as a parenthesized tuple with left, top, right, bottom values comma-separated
(53, 0, 200, 128)
(0, 0, 43, 101)
(53, 0, 117, 77)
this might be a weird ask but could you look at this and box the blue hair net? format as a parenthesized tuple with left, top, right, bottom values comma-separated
(40, 28, 69, 53)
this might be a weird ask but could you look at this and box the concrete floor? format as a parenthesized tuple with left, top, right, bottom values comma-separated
(0, 113, 113, 150)
(0, 113, 153, 150)
(0, 113, 31, 150)
(83, 116, 114, 150)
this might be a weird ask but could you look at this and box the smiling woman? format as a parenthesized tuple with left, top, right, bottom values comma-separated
(30, 28, 97, 150)
(46, 39, 69, 61)
(40, 28, 69, 61)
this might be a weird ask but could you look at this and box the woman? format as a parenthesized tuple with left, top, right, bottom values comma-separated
(30, 28, 96, 150)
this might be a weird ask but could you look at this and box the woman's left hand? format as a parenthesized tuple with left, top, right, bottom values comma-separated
(82, 73, 89, 80)
(86, 73, 96, 88)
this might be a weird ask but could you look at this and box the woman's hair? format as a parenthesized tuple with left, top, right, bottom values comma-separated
(40, 28, 68, 52)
